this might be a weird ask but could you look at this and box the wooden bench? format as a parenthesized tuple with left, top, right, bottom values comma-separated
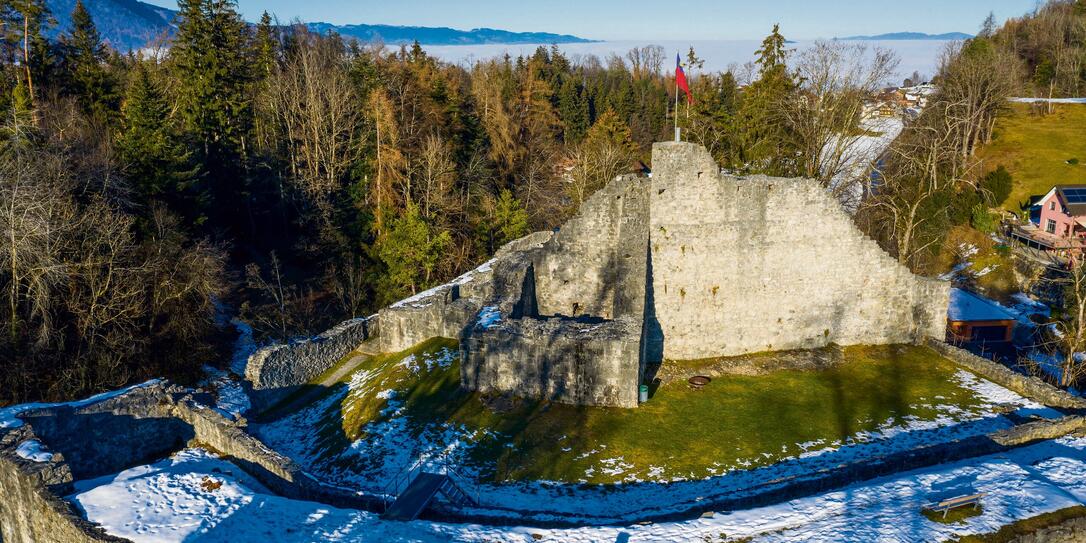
(924, 492, 985, 519)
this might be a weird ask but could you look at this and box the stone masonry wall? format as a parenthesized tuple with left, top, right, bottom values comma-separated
(534, 175, 650, 320)
(928, 339, 1086, 409)
(460, 142, 948, 406)
(460, 178, 651, 408)
(648, 142, 949, 360)
(0, 382, 386, 543)
(378, 231, 553, 354)
(246, 316, 375, 390)
(462, 317, 643, 408)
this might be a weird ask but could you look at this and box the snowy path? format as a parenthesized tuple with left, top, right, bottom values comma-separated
(69, 436, 1086, 543)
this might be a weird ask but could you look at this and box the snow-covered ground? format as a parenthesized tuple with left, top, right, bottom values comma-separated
(69, 436, 1086, 543)
(254, 350, 1060, 522)
(826, 116, 903, 211)
(1009, 97, 1086, 104)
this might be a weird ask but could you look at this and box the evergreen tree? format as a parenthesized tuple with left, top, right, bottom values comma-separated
(2, 0, 54, 105)
(735, 24, 798, 174)
(492, 188, 529, 246)
(378, 201, 452, 300)
(171, 0, 253, 233)
(979, 11, 997, 38)
(59, 0, 115, 119)
(117, 62, 196, 207)
(557, 77, 588, 143)
(253, 11, 278, 80)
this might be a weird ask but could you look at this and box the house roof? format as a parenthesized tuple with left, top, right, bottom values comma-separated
(947, 288, 1017, 323)
(1048, 185, 1086, 217)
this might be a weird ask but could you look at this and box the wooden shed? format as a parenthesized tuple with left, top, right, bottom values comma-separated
(946, 288, 1017, 343)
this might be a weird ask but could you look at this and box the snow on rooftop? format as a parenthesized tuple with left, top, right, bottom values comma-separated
(948, 288, 1017, 323)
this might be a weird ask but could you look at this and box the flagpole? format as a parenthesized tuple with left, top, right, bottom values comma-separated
(674, 58, 680, 142)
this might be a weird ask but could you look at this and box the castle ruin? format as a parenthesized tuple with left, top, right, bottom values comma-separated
(369, 142, 950, 408)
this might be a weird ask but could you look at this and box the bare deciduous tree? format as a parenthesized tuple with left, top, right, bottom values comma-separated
(266, 29, 363, 218)
(783, 41, 899, 208)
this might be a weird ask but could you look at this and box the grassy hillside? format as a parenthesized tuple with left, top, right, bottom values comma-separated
(259, 340, 1019, 486)
(976, 103, 1086, 212)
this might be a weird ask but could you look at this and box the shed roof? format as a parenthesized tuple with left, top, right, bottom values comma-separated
(947, 288, 1017, 323)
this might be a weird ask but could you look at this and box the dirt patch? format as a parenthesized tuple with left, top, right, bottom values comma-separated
(656, 345, 852, 384)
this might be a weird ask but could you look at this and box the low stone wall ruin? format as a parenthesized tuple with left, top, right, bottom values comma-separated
(0, 382, 384, 543)
(927, 339, 1086, 409)
(377, 231, 554, 355)
(245, 315, 376, 412)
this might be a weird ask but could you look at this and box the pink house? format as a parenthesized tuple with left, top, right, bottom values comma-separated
(1035, 185, 1086, 240)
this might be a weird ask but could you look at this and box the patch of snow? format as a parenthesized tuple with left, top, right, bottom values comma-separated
(0, 380, 161, 430)
(15, 439, 54, 463)
(391, 259, 495, 310)
(67, 437, 1086, 543)
(228, 319, 258, 376)
(477, 306, 502, 330)
(203, 366, 250, 419)
(1009, 97, 1086, 104)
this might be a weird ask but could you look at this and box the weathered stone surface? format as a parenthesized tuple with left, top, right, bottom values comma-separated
(649, 142, 948, 359)
(0, 453, 125, 543)
(0, 382, 386, 542)
(991, 416, 1086, 446)
(245, 315, 376, 411)
(928, 340, 1086, 409)
(463, 316, 643, 408)
(1002, 514, 1086, 543)
(377, 232, 554, 354)
(459, 142, 948, 407)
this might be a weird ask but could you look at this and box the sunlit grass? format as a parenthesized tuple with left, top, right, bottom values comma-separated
(976, 103, 1086, 212)
(294, 342, 990, 484)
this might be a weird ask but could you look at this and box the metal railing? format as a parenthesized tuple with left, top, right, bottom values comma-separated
(380, 449, 481, 510)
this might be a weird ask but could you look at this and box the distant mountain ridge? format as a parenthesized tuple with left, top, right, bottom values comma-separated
(837, 31, 973, 41)
(305, 22, 595, 46)
(44, 0, 176, 51)
(43, 0, 594, 51)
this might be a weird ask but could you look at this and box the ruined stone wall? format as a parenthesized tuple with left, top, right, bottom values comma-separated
(0, 383, 386, 543)
(534, 176, 650, 320)
(928, 340, 1086, 409)
(648, 142, 949, 360)
(378, 231, 554, 353)
(462, 317, 642, 407)
(0, 455, 125, 543)
(246, 316, 375, 390)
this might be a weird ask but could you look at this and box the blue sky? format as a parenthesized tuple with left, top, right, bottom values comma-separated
(145, 0, 1042, 41)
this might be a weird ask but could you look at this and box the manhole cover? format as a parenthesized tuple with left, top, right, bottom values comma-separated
(688, 375, 712, 389)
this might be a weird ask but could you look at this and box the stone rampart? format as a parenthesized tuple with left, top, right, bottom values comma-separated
(245, 315, 375, 412)
(0, 382, 386, 543)
(648, 141, 949, 359)
(928, 339, 1086, 409)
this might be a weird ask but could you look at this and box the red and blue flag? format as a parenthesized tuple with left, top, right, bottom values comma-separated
(675, 54, 693, 104)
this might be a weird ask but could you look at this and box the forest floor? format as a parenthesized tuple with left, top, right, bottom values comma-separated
(975, 103, 1086, 212)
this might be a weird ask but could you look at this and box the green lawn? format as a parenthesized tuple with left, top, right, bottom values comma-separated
(976, 103, 1086, 212)
(275, 340, 1003, 485)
